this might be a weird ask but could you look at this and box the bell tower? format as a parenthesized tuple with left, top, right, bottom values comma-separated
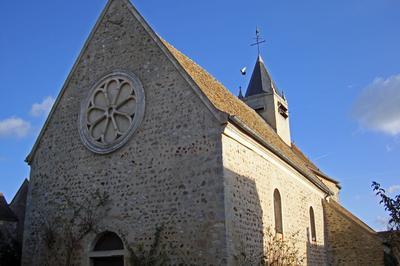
(241, 30, 291, 146)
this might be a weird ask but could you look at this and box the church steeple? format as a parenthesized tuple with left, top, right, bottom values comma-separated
(242, 30, 292, 146)
(245, 55, 277, 97)
(238, 86, 244, 99)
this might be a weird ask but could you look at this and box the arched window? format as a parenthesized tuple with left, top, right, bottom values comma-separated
(273, 189, 283, 234)
(309, 207, 317, 242)
(90, 232, 125, 266)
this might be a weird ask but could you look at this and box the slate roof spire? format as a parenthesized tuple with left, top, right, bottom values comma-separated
(242, 32, 291, 146)
(245, 54, 277, 97)
(238, 86, 244, 99)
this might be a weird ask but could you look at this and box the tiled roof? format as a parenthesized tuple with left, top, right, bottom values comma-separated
(325, 200, 376, 234)
(162, 40, 332, 194)
(291, 144, 340, 185)
(0, 193, 18, 222)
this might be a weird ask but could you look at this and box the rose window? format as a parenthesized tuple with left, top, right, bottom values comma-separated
(79, 71, 145, 154)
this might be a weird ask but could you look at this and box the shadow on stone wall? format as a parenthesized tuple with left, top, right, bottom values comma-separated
(306, 227, 326, 266)
(0, 222, 21, 266)
(224, 169, 265, 265)
(225, 168, 328, 265)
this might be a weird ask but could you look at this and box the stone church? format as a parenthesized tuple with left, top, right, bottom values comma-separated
(13, 0, 386, 265)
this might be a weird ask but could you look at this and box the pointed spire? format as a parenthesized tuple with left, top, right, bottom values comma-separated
(245, 55, 276, 97)
(238, 86, 244, 99)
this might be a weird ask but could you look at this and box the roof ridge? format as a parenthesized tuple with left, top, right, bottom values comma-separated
(161, 40, 230, 92)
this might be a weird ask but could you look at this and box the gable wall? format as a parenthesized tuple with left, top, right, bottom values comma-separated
(22, 1, 227, 265)
(222, 123, 328, 265)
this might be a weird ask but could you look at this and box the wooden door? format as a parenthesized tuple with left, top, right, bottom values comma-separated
(92, 256, 124, 266)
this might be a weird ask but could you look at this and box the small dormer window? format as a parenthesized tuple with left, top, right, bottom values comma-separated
(278, 102, 288, 119)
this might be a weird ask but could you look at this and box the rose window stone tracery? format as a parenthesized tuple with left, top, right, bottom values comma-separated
(79, 71, 145, 154)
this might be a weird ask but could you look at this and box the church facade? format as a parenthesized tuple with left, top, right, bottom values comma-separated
(20, 0, 385, 265)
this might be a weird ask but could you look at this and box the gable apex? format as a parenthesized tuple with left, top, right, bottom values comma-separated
(26, 0, 227, 164)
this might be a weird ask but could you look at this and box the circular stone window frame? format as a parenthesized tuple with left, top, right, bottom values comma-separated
(79, 70, 145, 154)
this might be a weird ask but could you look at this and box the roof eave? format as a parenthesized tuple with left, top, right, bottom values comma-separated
(228, 115, 333, 196)
(310, 169, 342, 189)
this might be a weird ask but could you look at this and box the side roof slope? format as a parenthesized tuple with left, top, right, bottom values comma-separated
(291, 144, 340, 186)
(162, 40, 333, 194)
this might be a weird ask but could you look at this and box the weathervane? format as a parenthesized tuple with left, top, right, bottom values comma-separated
(250, 27, 266, 55)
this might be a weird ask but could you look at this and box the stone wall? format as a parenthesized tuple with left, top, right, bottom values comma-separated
(0, 221, 17, 247)
(324, 200, 384, 266)
(22, 0, 227, 265)
(20, 1, 383, 266)
(222, 124, 328, 265)
(10, 179, 29, 244)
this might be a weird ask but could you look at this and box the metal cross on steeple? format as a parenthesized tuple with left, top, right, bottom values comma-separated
(250, 27, 266, 55)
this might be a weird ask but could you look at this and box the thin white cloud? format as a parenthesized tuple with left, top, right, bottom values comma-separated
(0, 117, 31, 138)
(30, 96, 55, 117)
(387, 184, 400, 194)
(353, 194, 362, 201)
(385, 145, 393, 152)
(352, 74, 400, 136)
(313, 153, 332, 162)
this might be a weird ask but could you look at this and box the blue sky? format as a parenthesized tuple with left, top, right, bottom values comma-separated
(0, 0, 399, 231)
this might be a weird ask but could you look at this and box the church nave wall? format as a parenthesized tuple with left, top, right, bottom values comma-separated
(222, 124, 328, 265)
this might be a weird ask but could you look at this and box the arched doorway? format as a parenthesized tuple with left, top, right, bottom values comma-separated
(90, 232, 125, 266)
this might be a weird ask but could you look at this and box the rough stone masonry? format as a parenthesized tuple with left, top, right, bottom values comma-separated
(21, 0, 386, 265)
